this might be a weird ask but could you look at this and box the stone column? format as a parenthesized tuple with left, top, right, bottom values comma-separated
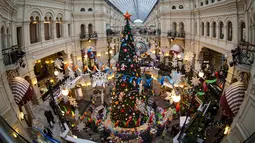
(52, 20, 57, 39)
(24, 21, 30, 46)
(29, 71, 42, 105)
(210, 23, 213, 37)
(216, 25, 219, 39)
(40, 21, 45, 42)
(223, 26, 227, 41)
(62, 21, 67, 37)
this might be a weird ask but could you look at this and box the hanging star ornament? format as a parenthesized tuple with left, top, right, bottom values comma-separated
(77, 121, 85, 132)
(191, 77, 200, 86)
(69, 70, 75, 79)
(56, 72, 64, 81)
(124, 12, 132, 20)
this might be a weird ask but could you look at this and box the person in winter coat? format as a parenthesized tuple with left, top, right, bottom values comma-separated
(44, 110, 55, 127)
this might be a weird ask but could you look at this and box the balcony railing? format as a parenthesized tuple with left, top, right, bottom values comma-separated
(80, 32, 98, 39)
(231, 42, 255, 68)
(2, 45, 25, 67)
(106, 29, 121, 37)
(138, 29, 161, 36)
(167, 30, 185, 38)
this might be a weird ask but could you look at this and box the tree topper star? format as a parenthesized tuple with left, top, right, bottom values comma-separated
(124, 12, 132, 20)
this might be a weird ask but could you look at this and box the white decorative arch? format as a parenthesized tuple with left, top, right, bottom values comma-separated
(44, 9, 55, 19)
(29, 8, 43, 19)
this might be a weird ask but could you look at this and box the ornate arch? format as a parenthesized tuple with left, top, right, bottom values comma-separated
(44, 9, 55, 19)
(29, 8, 43, 19)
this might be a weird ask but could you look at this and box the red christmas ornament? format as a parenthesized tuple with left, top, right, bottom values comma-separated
(176, 102, 180, 112)
(215, 71, 219, 78)
(121, 109, 124, 113)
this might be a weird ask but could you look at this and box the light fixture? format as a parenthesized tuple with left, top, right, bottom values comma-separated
(50, 79, 54, 83)
(45, 61, 49, 64)
(177, 54, 181, 59)
(62, 88, 69, 96)
(199, 71, 204, 78)
(12, 132, 18, 138)
(224, 126, 230, 135)
(19, 112, 24, 120)
(109, 50, 113, 54)
(32, 79, 37, 86)
(54, 70, 59, 76)
(88, 39, 91, 43)
(172, 94, 181, 102)
(172, 90, 181, 102)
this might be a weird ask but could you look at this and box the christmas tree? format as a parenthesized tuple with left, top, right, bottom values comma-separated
(110, 12, 147, 128)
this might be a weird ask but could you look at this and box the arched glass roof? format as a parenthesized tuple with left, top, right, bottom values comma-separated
(109, 0, 158, 21)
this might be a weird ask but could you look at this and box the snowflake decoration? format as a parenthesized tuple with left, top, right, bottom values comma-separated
(172, 60, 178, 68)
(171, 70, 183, 84)
(191, 77, 200, 86)
(69, 70, 75, 79)
(185, 64, 191, 73)
(56, 72, 64, 81)
(77, 122, 85, 132)
(184, 52, 194, 61)
(68, 96, 78, 107)
(54, 58, 63, 69)
(92, 71, 108, 87)
(70, 100, 78, 108)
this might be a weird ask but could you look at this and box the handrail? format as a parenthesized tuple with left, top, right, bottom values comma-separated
(0, 116, 30, 143)
(243, 132, 255, 143)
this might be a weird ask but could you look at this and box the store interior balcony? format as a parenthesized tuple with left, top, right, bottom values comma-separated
(2, 45, 26, 70)
(80, 32, 98, 41)
(167, 30, 185, 40)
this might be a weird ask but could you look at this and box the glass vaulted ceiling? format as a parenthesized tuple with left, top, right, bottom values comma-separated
(109, 0, 158, 22)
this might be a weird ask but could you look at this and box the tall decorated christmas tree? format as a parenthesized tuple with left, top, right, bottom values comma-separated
(110, 12, 147, 128)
